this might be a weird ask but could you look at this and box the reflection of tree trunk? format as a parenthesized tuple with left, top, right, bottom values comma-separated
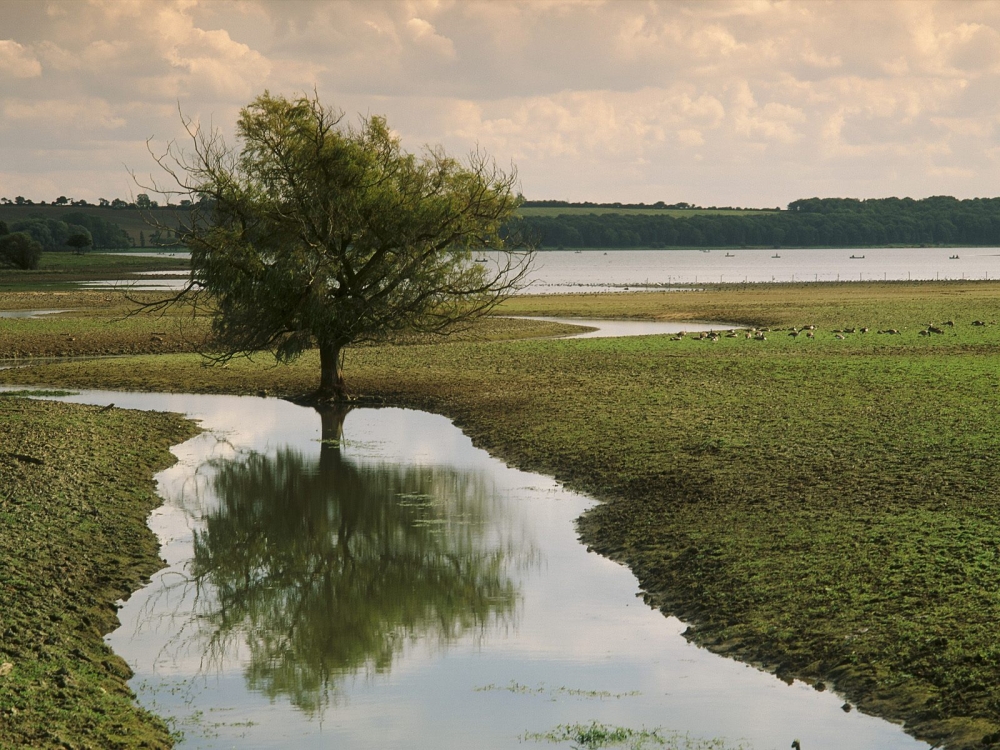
(318, 340, 346, 400)
(319, 405, 356, 564)
(318, 406, 350, 463)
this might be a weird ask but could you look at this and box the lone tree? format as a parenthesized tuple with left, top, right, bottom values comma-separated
(66, 232, 92, 255)
(146, 92, 532, 399)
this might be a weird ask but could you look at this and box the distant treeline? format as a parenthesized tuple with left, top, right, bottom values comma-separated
(510, 196, 1000, 248)
(520, 199, 774, 211)
(0, 202, 196, 249)
(6, 213, 130, 250)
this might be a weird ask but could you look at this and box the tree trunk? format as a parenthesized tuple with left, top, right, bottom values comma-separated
(318, 340, 346, 400)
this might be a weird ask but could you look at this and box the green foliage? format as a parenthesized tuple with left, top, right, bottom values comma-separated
(59, 211, 129, 249)
(0, 232, 43, 269)
(514, 195, 1000, 248)
(10, 217, 67, 249)
(65, 232, 92, 254)
(167, 91, 531, 396)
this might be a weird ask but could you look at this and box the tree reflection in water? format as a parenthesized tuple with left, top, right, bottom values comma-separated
(188, 407, 526, 715)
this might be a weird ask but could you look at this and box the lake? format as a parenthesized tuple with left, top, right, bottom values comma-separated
(521, 248, 1000, 292)
(92, 247, 1000, 294)
(9, 389, 929, 750)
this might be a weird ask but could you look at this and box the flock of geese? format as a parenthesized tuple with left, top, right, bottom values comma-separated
(668, 319, 995, 342)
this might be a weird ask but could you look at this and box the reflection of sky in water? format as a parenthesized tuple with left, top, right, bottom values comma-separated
(519, 247, 1000, 289)
(0, 309, 72, 318)
(509, 317, 738, 338)
(66, 246, 1000, 295)
(1, 389, 930, 750)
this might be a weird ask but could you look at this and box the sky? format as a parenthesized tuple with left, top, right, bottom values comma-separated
(3, 0, 1000, 208)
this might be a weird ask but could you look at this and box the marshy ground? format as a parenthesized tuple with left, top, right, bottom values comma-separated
(4, 280, 1000, 747)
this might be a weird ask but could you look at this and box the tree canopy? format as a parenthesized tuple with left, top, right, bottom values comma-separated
(0, 232, 43, 270)
(151, 92, 531, 399)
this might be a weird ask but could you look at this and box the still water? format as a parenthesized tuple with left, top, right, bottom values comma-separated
(15, 389, 927, 750)
(522, 247, 1000, 292)
(92, 247, 1000, 294)
(0, 309, 71, 318)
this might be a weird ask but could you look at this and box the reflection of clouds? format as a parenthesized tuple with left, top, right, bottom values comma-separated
(341, 408, 482, 469)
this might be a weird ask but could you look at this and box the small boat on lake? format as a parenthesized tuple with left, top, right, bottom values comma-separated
(725, 252, 735, 257)
(850, 254, 865, 259)
(949, 254, 960, 259)
(475, 258, 488, 263)
(771, 253, 781, 258)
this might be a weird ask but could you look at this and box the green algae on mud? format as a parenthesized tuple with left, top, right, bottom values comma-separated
(9, 282, 1000, 747)
(0, 396, 199, 749)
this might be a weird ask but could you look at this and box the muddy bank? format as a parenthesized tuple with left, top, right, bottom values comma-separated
(0, 395, 199, 748)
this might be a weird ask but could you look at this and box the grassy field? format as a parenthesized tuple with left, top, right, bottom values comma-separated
(5, 282, 1000, 747)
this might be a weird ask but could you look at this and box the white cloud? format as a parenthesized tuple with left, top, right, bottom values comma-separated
(0, 40, 41, 77)
(405, 17, 457, 60)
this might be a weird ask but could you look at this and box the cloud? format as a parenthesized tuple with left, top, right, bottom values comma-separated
(0, 40, 41, 77)
(5, 0, 1000, 205)
(1, 98, 126, 130)
(405, 17, 457, 60)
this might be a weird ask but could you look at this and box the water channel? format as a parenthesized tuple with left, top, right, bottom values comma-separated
(7, 383, 929, 750)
